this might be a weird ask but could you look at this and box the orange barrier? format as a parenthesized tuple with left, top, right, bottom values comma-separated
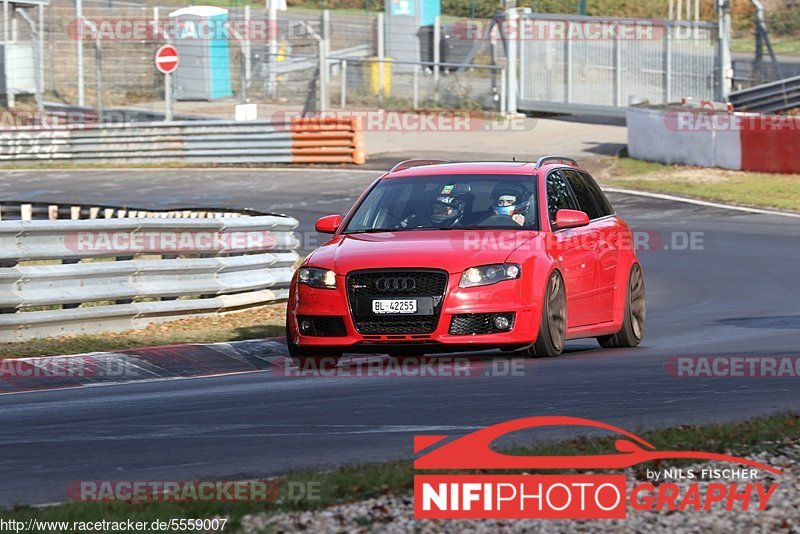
(290, 117, 365, 165)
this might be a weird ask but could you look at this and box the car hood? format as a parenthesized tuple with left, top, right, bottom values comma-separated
(305, 230, 539, 274)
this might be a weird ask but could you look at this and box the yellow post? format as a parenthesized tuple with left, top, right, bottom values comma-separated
(367, 57, 392, 97)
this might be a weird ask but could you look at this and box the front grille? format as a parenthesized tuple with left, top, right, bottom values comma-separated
(449, 313, 516, 335)
(297, 315, 347, 337)
(347, 269, 448, 334)
(355, 316, 440, 335)
(348, 270, 448, 297)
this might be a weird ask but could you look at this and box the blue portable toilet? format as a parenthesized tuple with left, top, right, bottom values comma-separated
(169, 6, 233, 100)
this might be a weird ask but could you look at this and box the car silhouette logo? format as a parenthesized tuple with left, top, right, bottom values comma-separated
(414, 416, 782, 474)
(375, 277, 416, 292)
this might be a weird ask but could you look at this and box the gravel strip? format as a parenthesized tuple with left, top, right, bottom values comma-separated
(240, 441, 800, 533)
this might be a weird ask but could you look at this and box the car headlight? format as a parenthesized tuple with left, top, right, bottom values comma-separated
(460, 263, 521, 288)
(297, 267, 337, 289)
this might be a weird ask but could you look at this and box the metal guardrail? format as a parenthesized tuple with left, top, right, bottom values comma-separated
(729, 74, 800, 113)
(0, 200, 270, 222)
(0, 215, 301, 341)
(0, 118, 365, 165)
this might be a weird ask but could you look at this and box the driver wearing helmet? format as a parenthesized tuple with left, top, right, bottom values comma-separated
(400, 185, 470, 228)
(490, 183, 530, 226)
(429, 194, 466, 227)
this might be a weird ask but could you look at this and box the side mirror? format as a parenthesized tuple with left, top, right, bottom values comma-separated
(315, 214, 341, 234)
(554, 209, 590, 230)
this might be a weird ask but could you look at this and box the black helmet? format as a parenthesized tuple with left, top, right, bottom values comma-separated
(490, 183, 530, 217)
(430, 194, 467, 226)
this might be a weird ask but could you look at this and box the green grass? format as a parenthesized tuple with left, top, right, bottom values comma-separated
(0, 305, 285, 360)
(602, 157, 800, 212)
(0, 413, 797, 528)
(730, 36, 800, 56)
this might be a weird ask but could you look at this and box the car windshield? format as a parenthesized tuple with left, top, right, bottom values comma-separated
(343, 174, 538, 233)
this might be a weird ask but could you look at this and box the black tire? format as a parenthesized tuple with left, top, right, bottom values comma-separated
(597, 263, 646, 349)
(285, 322, 341, 370)
(518, 271, 566, 358)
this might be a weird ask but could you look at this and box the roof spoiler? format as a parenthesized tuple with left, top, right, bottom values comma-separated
(534, 156, 579, 170)
(389, 159, 451, 173)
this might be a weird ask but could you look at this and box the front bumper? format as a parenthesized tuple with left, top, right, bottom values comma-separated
(288, 272, 540, 352)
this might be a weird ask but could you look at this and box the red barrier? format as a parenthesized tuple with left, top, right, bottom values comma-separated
(739, 115, 800, 174)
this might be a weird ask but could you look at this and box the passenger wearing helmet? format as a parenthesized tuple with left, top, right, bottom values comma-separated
(490, 183, 530, 226)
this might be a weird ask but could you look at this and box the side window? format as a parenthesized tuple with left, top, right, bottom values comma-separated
(579, 172, 614, 217)
(564, 170, 602, 220)
(546, 170, 578, 225)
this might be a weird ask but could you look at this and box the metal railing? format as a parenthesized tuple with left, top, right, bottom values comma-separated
(0, 214, 301, 341)
(729, 74, 800, 113)
(514, 13, 720, 116)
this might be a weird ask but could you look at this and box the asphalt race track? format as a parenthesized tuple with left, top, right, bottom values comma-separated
(1, 169, 799, 506)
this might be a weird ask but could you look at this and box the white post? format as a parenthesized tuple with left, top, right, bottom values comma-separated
(165, 72, 173, 121)
(377, 12, 384, 99)
(676, 0, 683, 20)
(717, 0, 732, 101)
(2, 1, 10, 108)
(412, 63, 419, 109)
(77, 0, 84, 106)
(244, 5, 251, 86)
(153, 6, 159, 38)
(340, 59, 347, 108)
(505, 8, 518, 113)
(433, 15, 440, 84)
(319, 10, 329, 111)
(268, 0, 278, 97)
(38, 4, 44, 94)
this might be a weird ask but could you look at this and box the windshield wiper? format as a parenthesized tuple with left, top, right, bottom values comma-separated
(342, 228, 399, 234)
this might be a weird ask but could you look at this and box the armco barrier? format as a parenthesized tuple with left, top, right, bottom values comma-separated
(0, 200, 262, 221)
(0, 117, 365, 165)
(0, 215, 301, 341)
(627, 105, 800, 174)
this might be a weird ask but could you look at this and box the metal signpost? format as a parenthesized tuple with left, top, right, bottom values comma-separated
(155, 44, 179, 121)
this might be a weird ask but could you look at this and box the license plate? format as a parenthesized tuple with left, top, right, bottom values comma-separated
(372, 299, 417, 314)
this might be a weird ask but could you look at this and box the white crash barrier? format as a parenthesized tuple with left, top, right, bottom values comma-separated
(0, 215, 301, 341)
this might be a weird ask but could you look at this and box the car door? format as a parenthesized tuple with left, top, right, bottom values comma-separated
(563, 170, 619, 324)
(546, 170, 598, 328)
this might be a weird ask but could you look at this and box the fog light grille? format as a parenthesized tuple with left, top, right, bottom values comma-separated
(449, 313, 516, 335)
(297, 316, 347, 337)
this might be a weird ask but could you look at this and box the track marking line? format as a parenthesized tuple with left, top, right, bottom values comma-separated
(603, 186, 800, 219)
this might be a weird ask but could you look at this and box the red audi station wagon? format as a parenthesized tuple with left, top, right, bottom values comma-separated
(286, 157, 645, 366)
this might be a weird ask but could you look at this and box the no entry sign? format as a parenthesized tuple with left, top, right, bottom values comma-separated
(155, 45, 179, 74)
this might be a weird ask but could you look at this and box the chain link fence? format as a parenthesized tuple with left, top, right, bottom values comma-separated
(0, 0, 506, 120)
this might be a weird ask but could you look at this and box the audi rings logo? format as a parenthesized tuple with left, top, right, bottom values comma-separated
(375, 277, 416, 292)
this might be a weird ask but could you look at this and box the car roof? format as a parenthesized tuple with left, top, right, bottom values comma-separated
(383, 160, 583, 178)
